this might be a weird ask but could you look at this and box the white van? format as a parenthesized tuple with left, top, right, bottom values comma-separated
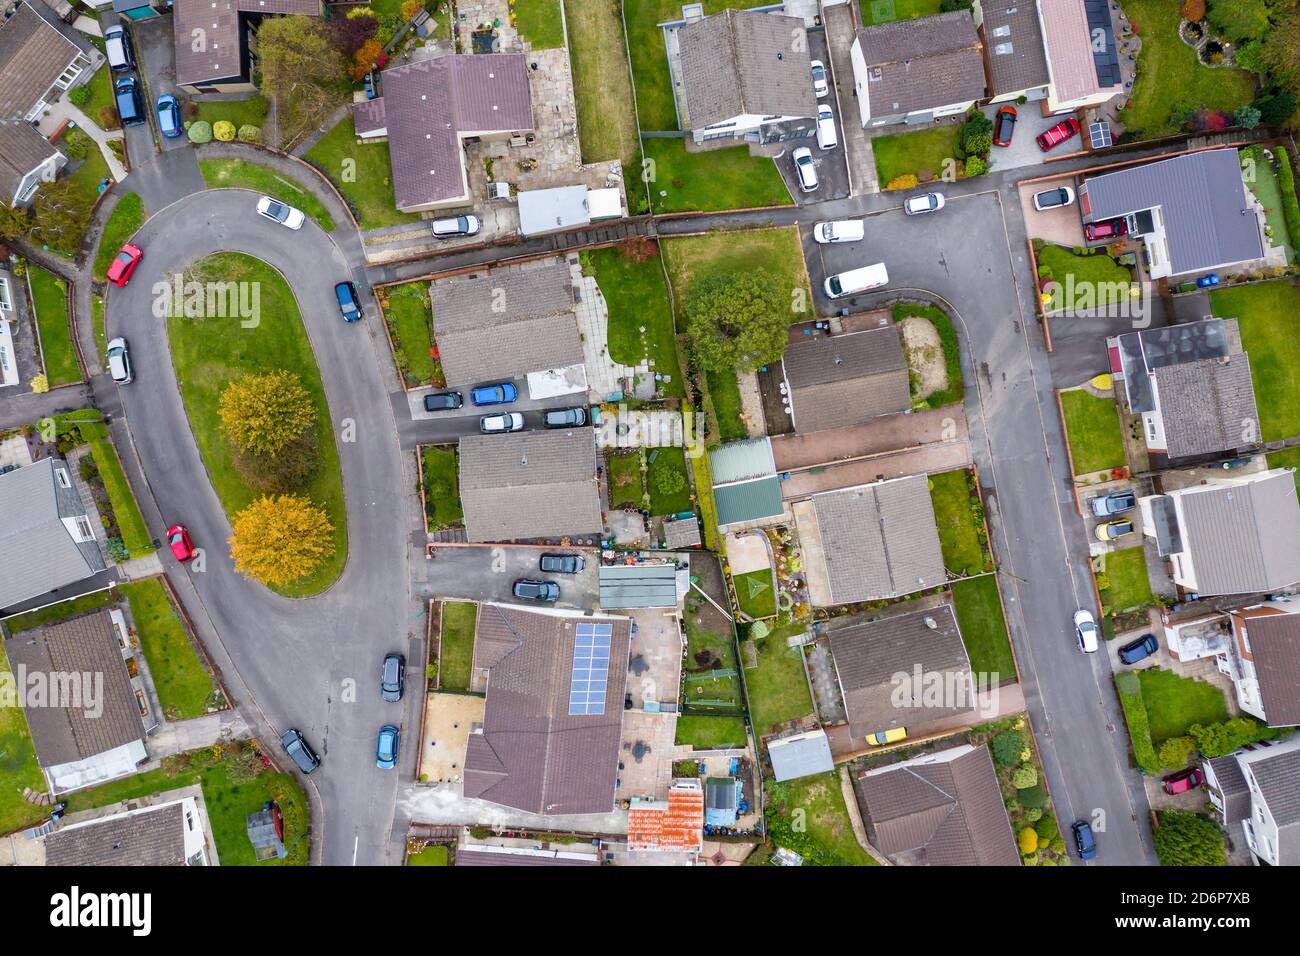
(816, 105, 837, 150)
(823, 263, 889, 299)
(813, 220, 864, 244)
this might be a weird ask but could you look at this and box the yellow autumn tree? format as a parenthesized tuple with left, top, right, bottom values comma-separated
(229, 494, 334, 587)
(218, 370, 316, 457)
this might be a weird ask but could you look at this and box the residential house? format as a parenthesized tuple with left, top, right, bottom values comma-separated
(0, 457, 109, 612)
(357, 53, 533, 213)
(827, 602, 976, 745)
(1109, 319, 1260, 467)
(780, 326, 911, 434)
(855, 743, 1020, 865)
(849, 11, 987, 128)
(794, 475, 946, 607)
(1202, 752, 1253, 840)
(973, 0, 1051, 105)
(627, 779, 705, 854)
(1038, 0, 1123, 113)
(1139, 469, 1300, 597)
(709, 437, 785, 532)
(35, 789, 215, 866)
(1078, 149, 1266, 280)
(766, 728, 835, 782)
(462, 604, 632, 815)
(0, 264, 20, 386)
(173, 0, 323, 94)
(3, 609, 149, 793)
(670, 8, 817, 146)
(457, 428, 602, 543)
(1234, 736, 1300, 866)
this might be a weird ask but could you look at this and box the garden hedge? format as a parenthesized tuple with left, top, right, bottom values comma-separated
(1115, 671, 1159, 773)
(1277, 147, 1300, 252)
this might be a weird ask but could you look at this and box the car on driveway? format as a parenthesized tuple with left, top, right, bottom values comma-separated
(107, 337, 133, 384)
(993, 105, 1017, 146)
(866, 728, 907, 746)
(167, 524, 195, 562)
(1072, 819, 1097, 860)
(1095, 518, 1135, 542)
(1084, 217, 1129, 241)
(480, 411, 524, 434)
(813, 220, 864, 243)
(104, 26, 135, 72)
(470, 382, 517, 406)
(903, 192, 945, 216)
(1032, 186, 1076, 211)
(381, 653, 405, 703)
(815, 105, 837, 150)
(539, 553, 585, 574)
(376, 725, 400, 769)
(281, 728, 320, 775)
(256, 195, 305, 230)
(156, 94, 182, 138)
(1118, 634, 1159, 665)
(1036, 117, 1080, 151)
(810, 59, 828, 97)
(431, 214, 480, 239)
(334, 281, 362, 322)
(423, 391, 463, 412)
(792, 146, 818, 193)
(1074, 609, 1099, 653)
(107, 244, 143, 287)
(114, 76, 145, 127)
(1162, 767, 1205, 795)
(1089, 489, 1135, 517)
(543, 406, 587, 428)
(513, 579, 559, 602)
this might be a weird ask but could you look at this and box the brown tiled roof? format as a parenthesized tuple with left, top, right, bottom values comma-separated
(458, 428, 602, 543)
(2, 610, 145, 768)
(463, 605, 631, 815)
(378, 53, 533, 210)
(44, 803, 188, 866)
(0, 118, 60, 204)
(1040, 0, 1115, 104)
(627, 781, 705, 851)
(856, 744, 1020, 865)
(783, 327, 910, 433)
(678, 10, 816, 129)
(430, 258, 582, 384)
(0, 3, 84, 118)
(855, 11, 986, 118)
(1152, 356, 1259, 461)
(828, 602, 974, 740)
(981, 0, 1050, 96)
(1239, 614, 1300, 727)
(353, 96, 386, 136)
(173, 0, 322, 88)
(1205, 754, 1250, 827)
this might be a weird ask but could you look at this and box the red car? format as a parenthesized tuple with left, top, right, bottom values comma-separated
(1162, 767, 1205, 795)
(993, 105, 1017, 147)
(167, 524, 196, 562)
(106, 243, 143, 287)
(1036, 117, 1080, 151)
(1084, 217, 1130, 242)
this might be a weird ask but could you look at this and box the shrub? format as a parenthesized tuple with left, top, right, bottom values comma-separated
(401, 0, 424, 18)
(1277, 148, 1300, 252)
(1189, 716, 1277, 757)
(963, 132, 992, 157)
(68, 85, 91, 108)
(1154, 810, 1226, 866)
(213, 120, 236, 142)
(1255, 93, 1298, 128)
(187, 120, 213, 144)
(1180, 0, 1205, 18)
(1115, 671, 1159, 772)
(1011, 766, 1038, 789)
(1157, 735, 1196, 770)
(237, 124, 262, 143)
(991, 730, 1024, 767)
(654, 464, 686, 496)
(1035, 811, 1058, 840)
(963, 155, 989, 178)
(885, 174, 919, 191)
(30, 373, 49, 394)
(106, 537, 129, 562)
(1018, 827, 1038, 854)
(1233, 106, 1261, 130)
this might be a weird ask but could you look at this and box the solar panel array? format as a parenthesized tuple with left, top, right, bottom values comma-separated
(568, 621, 612, 716)
(1089, 122, 1112, 149)
(1084, 0, 1121, 87)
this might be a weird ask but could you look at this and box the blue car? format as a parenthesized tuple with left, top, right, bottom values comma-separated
(376, 724, 399, 769)
(1072, 819, 1097, 860)
(156, 94, 182, 138)
(1118, 633, 1159, 665)
(114, 76, 145, 127)
(470, 382, 517, 406)
(1196, 273, 1221, 288)
(334, 281, 361, 322)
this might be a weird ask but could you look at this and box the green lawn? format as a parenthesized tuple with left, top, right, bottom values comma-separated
(873, 125, 959, 185)
(120, 578, 217, 720)
(683, 610, 743, 709)
(950, 575, 1016, 682)
(381, 281, 439, 387)
(647, 446, 693, 515)
(607, 451, 645, 509)
(407, 844, 449, 865)
(1098, 546, 1154, 616)
(675, 715, 747, 748)
(1241, 146, 1294, 265)
(929, 469, 990, 575)
(1037, 245, 1136, 314)
(64, 745, 309, 865)
(28, 266, 80, 385)
(893, 302, 963, 408)
(1059, 389, 1126, 476)
(626, 0, 730, 131)
(305, 116, 419, 230)
(764, 772, 877, 866)
(198, 159, 335, 232)
(81, 54, 117, 131)
(421, 445, 463, 531)
(733, 568, 776, 619)
(580, 244, 683, 397)
(2, 589, 118, 633)
(439, 600, 477, 692)
(1212, 282, 1300, 442)
(514, 0, 565, 49)
(643, 138, 790, 212)
(1268, 446, 1300, 495)
(89, 437, 154, 554)
(166, 253, 347, 596)
(0, 640, 47, 834)
(91, 293, 106, 367)
(706, 366, 747, 442)
(1137, 668, 1229, 745)
(194, 96, 269, 134)
(744, 622, 814, 736)
(861, 0, 942, 25)
(1117, 0, 1256, 137)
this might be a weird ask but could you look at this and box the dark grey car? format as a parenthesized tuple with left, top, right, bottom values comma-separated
(539, 553, 585, 574)
(543, 406, 587, 428)
(513, 579, 560, 602)
(1089, 490, 1136, 517)
(280, 728, 320, 774)
(381, 653, 405, 703)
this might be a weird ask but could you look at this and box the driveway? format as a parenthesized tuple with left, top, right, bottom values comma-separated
(415, 545, 600, 611)
(773, 29, 850, 204)
(123, 15, 189, 154)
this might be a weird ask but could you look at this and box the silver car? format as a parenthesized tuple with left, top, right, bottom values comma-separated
(107, 337, 132, 385)
(431, 214, 480, 239)
(792, 147, 818, 193)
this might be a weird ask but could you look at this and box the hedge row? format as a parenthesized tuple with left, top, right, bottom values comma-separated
(1114, 671, 1159, 774)
(1277, 147, 1300, 252)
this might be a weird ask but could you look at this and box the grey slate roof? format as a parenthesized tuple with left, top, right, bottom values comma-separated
(0, 3, 86, 118)
(377, 53, 533, 210)
(1115, 319, 1232, 414)
(463, 605, 631, 815)
(856, 744, 1020, 866)
(173, 0, 322, 88)
(0, 118, 60, 205)
(1237, 614, 1300, 727)
(855, 12, 986, 119)
(44, 803, 188, 866)
(1205, 754, 1250, 828)
(767, 729, 835, 782)
(662, 515, 702, 549)
(1173, 473, 1300, 595)
(1246, 744, 1300, 864)
(1080, 150, 1265, 277)
(828, 602, 974, 740)
(782, 327, 911, 433)
(458, 428, 602, 543)
(677, 9, 816, 130)
(0, 458, 106, 610)
(430, 258, 582, 385)
(598, 563, 678, 609)
(981, 1, 1050, 96)
(1152, 356, 1259, 461)
(810, 476, 946, 605)
(3, 610, 145, 768)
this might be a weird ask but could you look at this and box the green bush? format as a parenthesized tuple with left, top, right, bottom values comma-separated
(1157, 735, 1195, 770)
(1035, 811, 1058, 841)
(1011, 766, 1038, 789)
(1189, 716, 1277, 757)
(963, 155, 988, 178)
(237, 124, 262, 143)
(1115, 672, 1159, 773)
(1277, 148, 1300, 252)
(1018, 827, 1038, 854)
(992, 731, 1024, 767)
(1018, 784, 1048, 810)
(187, 121, 213, 144)
(213, 120, 236, 142)
(1153, 811, 1226, 866)
(68, 85, 91, 108)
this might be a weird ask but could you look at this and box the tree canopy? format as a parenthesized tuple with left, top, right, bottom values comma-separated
(1153, 811, 1227, 866)
(219, 370, 317, 457)
(685, 270, 789, 373)
(229, 493, 334, 587)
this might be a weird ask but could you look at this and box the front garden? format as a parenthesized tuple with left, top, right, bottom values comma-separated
(642, 138, 791, 213)
(420, 444, 463, 532)
(119, 578, 221, 721)
(950, 576, 1016, 680)
(1036, 244, 1138, 314)
(305, 116, 418, 230)
(893, 302, 962, 408)
(875, 109, 992, 189)
(928, 468, 992, 576)
(28, 266, 80, 387)
(1059, 388, 1127, 476)
(378, 281, 440, 387)
(198, 159, 335, 232)
(972, 715, 1068, 866)
(1212, 281, 1300, 442)
(1096, 546, 1154, 616)
(436, 600, 477, 692)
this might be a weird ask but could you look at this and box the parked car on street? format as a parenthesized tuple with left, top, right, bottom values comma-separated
(380, 653, 405, 703)
(107, 244, 143, 287)
(256, 195, 305, 230)
(813, 220, 865, 243)
(114, 76, 145, 127)
(543, 406, 587, 428)
(810, 59, 828, 97)
(375, 725, 400, 769)
(539, 553, 585, 574)
(513, 579, 560, 602)
(1118, 634, 1159, 665)
(104, 26, 135, 72)
(903, 192, 945, 216)
(480, 411, 524, 434)
(1084, 217, 1129, 241)
(167, 524, 195, 562)
(1032, 186, 1076, 211)
(156, 94, 182, 138)
(423, 391, 463, 412)
(470, 382, 517, 406)
(1074, 609, 1099, 653)
(334, 281, 362, 322)
(815, 105, 837, 150)
(107, 336, 133, 384)
(1072, 819, 1098, 860)
(1162, 767, 1205, 795)
(281, 728, 321, 775)
(792, 146, 818, 192)
(824, 263, 889, 299)
(993, 105, 1017, 146)
(1089, 489, 1135, 517)
(431, 215, 480, 239)
(1036, 117, 1080, 151)
(1095, 518, 1135, 542)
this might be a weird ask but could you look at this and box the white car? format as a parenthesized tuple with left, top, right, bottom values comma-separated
(1032, 186, 1077, 211)
(1074, 609, 1099, 654)
(813, 220, 865, 244)
(792, 147, 818, 193)
(107, 337, 132, 385)
(903, 192, 945, 216)
(815, 105, 837, 151)
(480, 411, 525, 434)
(810, 59, 829, 98)
(256, 195, 305, 230)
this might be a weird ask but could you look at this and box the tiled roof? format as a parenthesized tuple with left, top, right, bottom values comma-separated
(782, 327, 911, 433)
(0, 3, 85, 118)
(855, 11, 986, 118)
(1238, 614, 1300, 726)
(0, 118, 59, 205)
(174, 0, 321, 87)
(981, 0, 1050, 96)
(1040, 0, 1117, 104)
(1152, 356, 1259, 460)
(44, 803, 188, 866)
(1205, 754, 1250, 827)
(627, 781, 705, 851)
